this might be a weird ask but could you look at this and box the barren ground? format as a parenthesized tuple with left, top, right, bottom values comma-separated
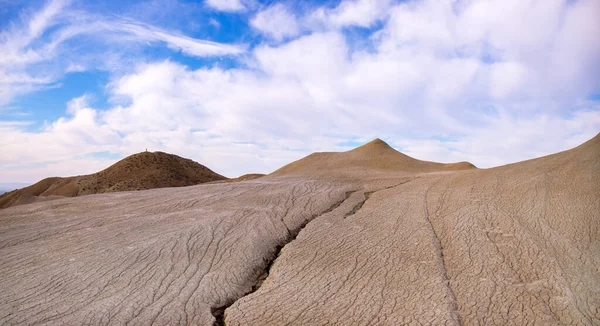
(0, 135, 598, 325)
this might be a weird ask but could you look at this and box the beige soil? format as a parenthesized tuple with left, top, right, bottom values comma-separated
(227, 174, 266, 182)
(0, 134, 598, 325)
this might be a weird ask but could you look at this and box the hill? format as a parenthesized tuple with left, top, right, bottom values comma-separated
(0, 183, 29, 195)
(227, 173, 266, 182)
(0, 151, 226, 209)
(271, 138, 476, 176)
(0, 134, 598, 325)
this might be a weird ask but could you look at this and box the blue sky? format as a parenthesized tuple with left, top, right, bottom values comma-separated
(0, 0, 599, 183)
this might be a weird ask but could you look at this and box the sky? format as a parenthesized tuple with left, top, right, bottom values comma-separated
(0, 0, 599, 183)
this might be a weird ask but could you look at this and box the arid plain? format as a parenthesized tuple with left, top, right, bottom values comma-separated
(0, 135, 598, 325)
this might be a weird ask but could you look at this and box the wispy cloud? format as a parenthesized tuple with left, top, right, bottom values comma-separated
(0, 0, 245, 107)
(105, 20, 246, 56)
(205, 0, 248, 12)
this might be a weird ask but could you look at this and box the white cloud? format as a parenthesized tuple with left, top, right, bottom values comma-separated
(254, 32, 347, 82)
(2, 0, 71, 57)
(309, 0, 393, 28)
(106, 20, 245, 57)
(393, 109, 600, 168)
(209, 18, 221, 29)
(66, 63, 86, 72)
(66, 94, 91, 114)
(1, 0, 600, 184)
(489, 61, 527, 99)
(205, 0, 246, 12)
(377, 0, 600, 107)
(548, 0, 600, 100)
(250, 4, 300, 41)
(0, 0, 68, 105)
(0, 0, 244, 107)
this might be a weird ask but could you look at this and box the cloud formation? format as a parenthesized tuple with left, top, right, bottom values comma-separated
(250, 4, 300, 41)
(0, 0, 245, 106)
(1, 0, 599, 184)
(310, 0, 393, 28)
(205, 0, 247, 12)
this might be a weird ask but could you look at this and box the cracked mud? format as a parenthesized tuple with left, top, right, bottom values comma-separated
(1, 135, 599, 325)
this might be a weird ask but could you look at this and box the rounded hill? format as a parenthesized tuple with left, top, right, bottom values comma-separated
(271, 138, 476, 176)
(0, 151, 226, 209)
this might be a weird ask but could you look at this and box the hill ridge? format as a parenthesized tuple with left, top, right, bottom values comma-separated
(0, 151, 226, 209)
(353, 138, 393, 150)
(271, 138, 476, 176)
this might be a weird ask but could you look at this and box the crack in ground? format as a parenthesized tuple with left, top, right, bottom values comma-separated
(344, 191, 375, 218)
(345, 178, 416, 219)
(423, 184, 463, 326)
(213, 179, 417, 325)
(211, 190, 358, 326)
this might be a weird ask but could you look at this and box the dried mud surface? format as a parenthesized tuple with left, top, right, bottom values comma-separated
(0, 135, 598, 325)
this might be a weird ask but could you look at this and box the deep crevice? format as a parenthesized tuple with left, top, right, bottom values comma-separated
(422, 185, 463, 326)
(345, 179, 415, 218)
(211, 303, 231, 326)
(211, 189, 357, 326)
(344, 191, 374, 218)
(212, 181, 419, 325)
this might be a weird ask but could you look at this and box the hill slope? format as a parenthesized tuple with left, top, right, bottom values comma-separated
(271, 138, 476, 176)
(0, 151, 226, 209)
(0, 134, 598, 325)
(228, 132, 600, 325)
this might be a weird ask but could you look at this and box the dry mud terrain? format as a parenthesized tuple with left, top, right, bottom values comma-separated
(0, 135, 599, 325)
